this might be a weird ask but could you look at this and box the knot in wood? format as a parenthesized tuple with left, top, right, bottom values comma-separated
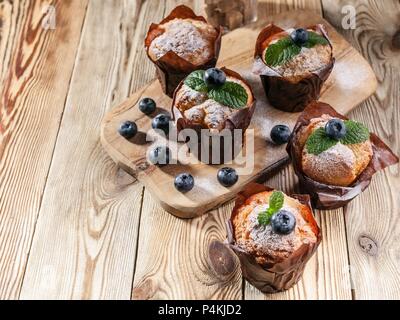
(208, 240, 235, 276)
(392, 30, 400, 49)
(358, 235, 378, 256)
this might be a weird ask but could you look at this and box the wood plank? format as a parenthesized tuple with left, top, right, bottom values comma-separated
(0, 0, 88, 299)
(243, 0, 352, 300)
(19, 0, 145, 299)
(322, 0, 400, 300)
(131, 0, 351, 299)
(131, 0, 242, 300)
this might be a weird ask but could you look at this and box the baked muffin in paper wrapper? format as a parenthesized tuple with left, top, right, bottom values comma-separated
(226, 183, 321, 293)
(287, 102, 399, 210)
(145, 5, 223, 97)
(172, 67, 256, 164)
(253, 24, 335, 112)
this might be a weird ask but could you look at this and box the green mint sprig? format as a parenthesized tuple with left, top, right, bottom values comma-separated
(257, 191, 284, 226)
(306, 120, 370, 155)
(184, 71, 248, 109)
(265, 31, 329, 67)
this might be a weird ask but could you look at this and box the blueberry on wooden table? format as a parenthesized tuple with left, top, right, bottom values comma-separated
(139, 97, 156, 115)
(270, 125, 291, 145)
(204, 68, 226, 88)
(217, 167, 238, 187)
(151, 113, 171, 135)
(291, 28, 309, 46)
(174, 173, 194, 193)
(325, 119, 346, 140)
(118, 121, 137, 139)
(149, 146, 171, 166)
(271, 210, 296, 235)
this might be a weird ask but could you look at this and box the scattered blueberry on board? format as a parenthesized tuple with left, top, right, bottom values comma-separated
(152, 113, 171, 135)
(174, 173, 194, 193)
(291, 28, 309, 46)
(149, 146, 171, 166)
(325, 119, 347, 140)
(271, 210, 296, 235)
(270, 125, 291, 145)
(118, 121, 137, 139)
(204, 68, 226, 88)
(217, 167, 238, 187)
(139, 97, 156, 115)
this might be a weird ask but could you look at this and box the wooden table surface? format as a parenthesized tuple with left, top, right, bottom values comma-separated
(0, 0, 399, 300)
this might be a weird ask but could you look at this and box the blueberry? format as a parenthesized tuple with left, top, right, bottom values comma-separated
(174, 173, 194, 193)
(149, 146, 171, 166)
(152, 113, 171, 135)
(217, 167, 239, 187)
(270, 125, 291, 145)
(118, 121, 137, 139)
(204, 68, 226, 88)
(291, 28, 309, 46)
(325, 119, 346, 140)
(139, 98, 156, 115)
(271, 210, 296, 235)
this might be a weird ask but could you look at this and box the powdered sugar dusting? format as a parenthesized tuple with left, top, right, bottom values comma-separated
(149, 19, 217, 65)
(246, 204, 304, 256)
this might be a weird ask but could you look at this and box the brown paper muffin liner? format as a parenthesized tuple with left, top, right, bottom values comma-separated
(145, 5, 223, 97)
(171, 68, 256, 164)
(226, 183, 321, 293)
(287, 102, 399, 210)
(253, 24, 335, 112)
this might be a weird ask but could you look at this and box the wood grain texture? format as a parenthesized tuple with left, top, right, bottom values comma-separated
(131, 0, 242, 300)
(0, 0, 88, 299)
(323, 0, 400, 300)
(243, 0, 352, 300)
(20, 0, 144, 299)
(101, 8, 377, 218)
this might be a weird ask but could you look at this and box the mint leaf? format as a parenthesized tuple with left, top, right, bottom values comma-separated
(257, 191, 284, 226)
(265, 37, 301, 67)
(340, 120, 370, 145)
(306, 127, 338, 155)
(303, 31, 329, 48)
(184, 70, 208, 92)
(209, 81, 248, 109)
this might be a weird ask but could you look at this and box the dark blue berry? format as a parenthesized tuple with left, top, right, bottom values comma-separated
(118, 121, 137, 139)
(271, 210, 296, 235)
(152, 113, 171, 135)
(291, 28, 309, 46)
(204, 68, 226, 88)
(217, 167, 238, 187)
(270, 125, 291, 145)
(325, 119, 346, 140)
(149, 146, 171, 166)
(139, 98, 156, 115)
(174, 173, 194, 193)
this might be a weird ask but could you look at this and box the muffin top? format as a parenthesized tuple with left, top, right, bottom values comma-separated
(261, 27, 332, 78)
(148, 18, 218, 66)
(299, 115, 373, 186)
(232, 190, 318, 267)
(173, 69, 254, 132)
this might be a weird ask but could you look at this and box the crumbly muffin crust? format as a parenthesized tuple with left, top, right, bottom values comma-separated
(232, 191, 318, 267)
(148, 18, 218, 66)
(262, 28, 332, 78)
(174, 76, 253, 132)
(300, 115, 373, 186)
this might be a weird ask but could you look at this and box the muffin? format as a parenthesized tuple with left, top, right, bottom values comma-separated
(145, 5, 222, 97)
(287, 102, 399, 209)
(227, 183, 321, 293)
(172, 67, 256, 164)
(253, 24, 334, 112)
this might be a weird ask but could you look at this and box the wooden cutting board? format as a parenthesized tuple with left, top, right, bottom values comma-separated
(100, 10, 377, 218)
